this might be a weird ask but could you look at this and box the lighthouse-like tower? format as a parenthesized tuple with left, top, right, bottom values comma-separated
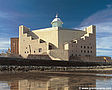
(51, 14, 63, 27)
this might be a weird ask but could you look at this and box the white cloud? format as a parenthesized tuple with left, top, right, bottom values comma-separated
(80, 8, 112, 26)
(106, 4, 112, 8)
(96, 37, 112, 49)
(80, 7, 112, 57)
(97, 49, 112, 56)
(0, 38, 10, 52)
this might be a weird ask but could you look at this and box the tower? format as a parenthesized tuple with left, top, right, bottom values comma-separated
(51, 14, 63, 27)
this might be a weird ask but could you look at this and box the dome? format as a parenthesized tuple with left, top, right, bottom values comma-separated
(51, 14, 63, 27)
(51, 14, 63, 24)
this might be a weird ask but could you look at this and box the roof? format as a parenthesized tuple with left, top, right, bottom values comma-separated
(51, 14, 63, 24)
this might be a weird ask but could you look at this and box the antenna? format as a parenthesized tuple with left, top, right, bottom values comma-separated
(56, 14, 58, 18)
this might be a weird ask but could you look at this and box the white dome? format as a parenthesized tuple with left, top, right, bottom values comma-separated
(51, 18, 62, 23)
(51, 14, 63, 24)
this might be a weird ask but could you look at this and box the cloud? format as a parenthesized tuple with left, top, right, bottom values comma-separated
(80, 7, 112, 57)
(106, 4, 112, 8)
(80, 8, 112, 26)
(0, 38, 10, 52)
(0, 11, 20, 53)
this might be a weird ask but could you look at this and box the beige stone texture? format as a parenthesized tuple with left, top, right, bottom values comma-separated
(19, 24, 96, 61)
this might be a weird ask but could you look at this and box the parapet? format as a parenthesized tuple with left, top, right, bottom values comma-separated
(84, 25, 96, 34)
(19, 25, 30, 35)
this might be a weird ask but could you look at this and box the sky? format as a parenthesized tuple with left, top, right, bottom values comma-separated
(0, 0, 112, 57)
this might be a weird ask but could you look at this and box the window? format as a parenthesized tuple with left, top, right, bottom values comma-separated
(25, 51, 26, 53)
(91, 51, 92, 53)
(88, 50, 89, 53)
(84, 50, 86, 53)
(87, 46, 89, 49)
(34, 51, 35, 53)
(84, 46, 86, 48)
(73, 41, 76, 43)
(81, 50, 83, 53)
(32, 37, 34, 40)
(81, 46, 82, 48)
(49, 45, 52, 50)
(27, 51, 29, 53)
(39, 48, 42, 52)
(40, 39, 45, 43)
(79, 54, 81, 56)
(75, 54, 77, 56)
(26, 47, 27, 49)
(91, 47, 92, 49)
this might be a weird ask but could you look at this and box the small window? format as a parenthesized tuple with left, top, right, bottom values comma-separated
(39, 48, 42, 52)
(87, 46, 89, 49)
(73, 41, 76, 43)
(25, 51, 26, 53)
(27, 51, 29, 53)
(84, 46, 86, 48)
(34, 51, 35, 53)
(91, 51, 92, 53)
(81, 50, 83, 53)
(81, 46, 82, 48)
(88, 50, 89, 53)
(91, 47, 92, 49)
(75, 54, 77, 56)
(40, 39, 45, 43)
(26, 47, 27, 49)
(32, 37, 34, 40)
(84, 50, 86, 53)
(79, 54, 81, 56)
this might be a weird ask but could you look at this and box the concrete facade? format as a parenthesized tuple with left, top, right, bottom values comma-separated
(19, 15, 96, 61)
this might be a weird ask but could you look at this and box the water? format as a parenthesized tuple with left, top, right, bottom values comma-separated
(0, 72, 112, 90)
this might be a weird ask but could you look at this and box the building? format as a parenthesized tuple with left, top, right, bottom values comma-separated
(19, 15, 96, 61)
(11, 38, 19, 54)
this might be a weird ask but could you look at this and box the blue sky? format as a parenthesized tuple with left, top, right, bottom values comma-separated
(0, 0, 112, 57)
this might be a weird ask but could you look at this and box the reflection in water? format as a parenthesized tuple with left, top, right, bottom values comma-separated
(0, 82, 10, 90)
(0, 72, 112, 90)
(8, 77, 69, 90)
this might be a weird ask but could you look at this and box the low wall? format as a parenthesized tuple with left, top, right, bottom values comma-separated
(0, 57, 111, 67)
(70, 56, 112, 62)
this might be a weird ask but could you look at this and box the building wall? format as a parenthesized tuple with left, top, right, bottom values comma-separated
(68, 25, 96, 60)
(58, 29, 86, 49)
(32, 27, 59, 48)
(11, 38, 19, 54)
(19, 25, 47, 58)
(19, 25, 96, 60)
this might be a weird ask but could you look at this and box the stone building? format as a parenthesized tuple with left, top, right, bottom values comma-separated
(19, 15, 96, 61)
